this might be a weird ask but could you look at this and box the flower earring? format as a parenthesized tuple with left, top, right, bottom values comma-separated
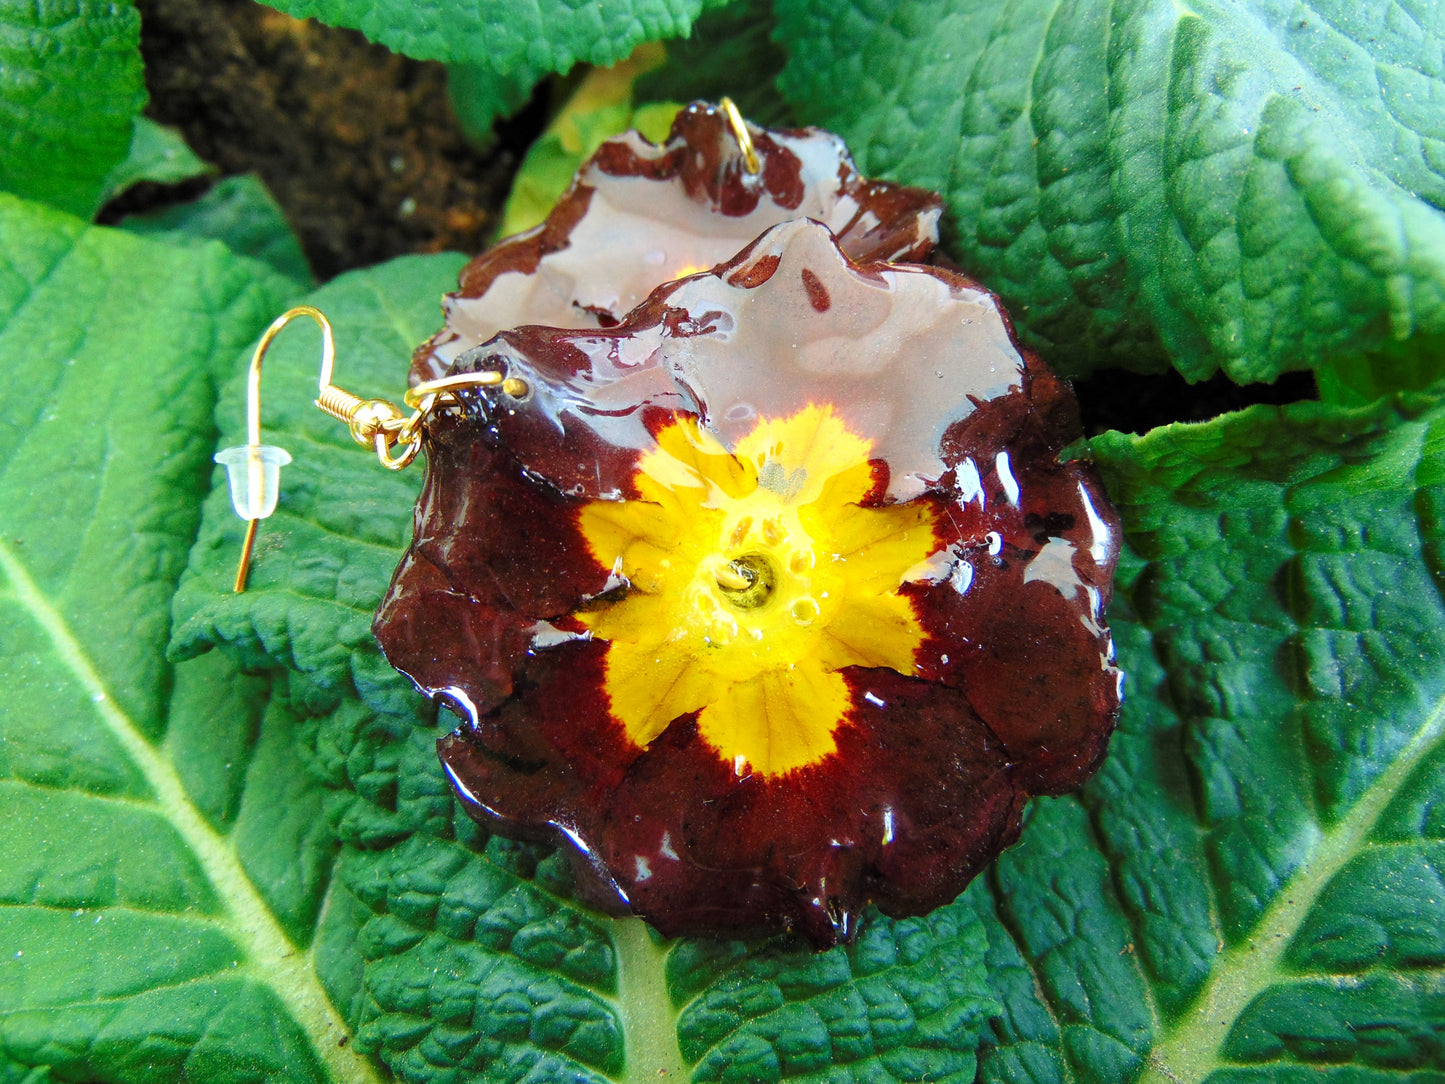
(218, 100, 1123, 948)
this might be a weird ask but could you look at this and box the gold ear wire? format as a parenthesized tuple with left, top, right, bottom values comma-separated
(720, 98, 761, 175)
(217, 306, 534, 592)
(216, 307, 331, 592)
(249, 305, 334, 443)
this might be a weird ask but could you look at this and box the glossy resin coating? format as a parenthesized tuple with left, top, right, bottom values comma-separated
(410, 101, 943, 383)
(376, 219, 1122, 948)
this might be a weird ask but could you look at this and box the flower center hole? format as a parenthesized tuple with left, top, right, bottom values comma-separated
(716, 553, 776, 609)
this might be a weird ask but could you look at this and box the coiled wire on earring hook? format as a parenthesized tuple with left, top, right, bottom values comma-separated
(217, 306, 529, 590)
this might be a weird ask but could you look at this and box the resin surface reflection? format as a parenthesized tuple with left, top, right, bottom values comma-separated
(411, 102, 943, 384)
(377, 219, 1122, 947)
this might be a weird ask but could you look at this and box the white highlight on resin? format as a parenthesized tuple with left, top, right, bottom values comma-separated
(903, 543, 976, 596)
(1079, 482, 1113, 563)
(435, 120, 941, 376)
(994, 451, 1020, 505)
(950, 559, 974, 596)
(954, 458, 985, 506)
(437, 685, 482, 728)
(528, 621, 591, 650)
(1024, 537, 1077, 591)
(491, 220, 1025, 503)
(599, 556, 630, 594)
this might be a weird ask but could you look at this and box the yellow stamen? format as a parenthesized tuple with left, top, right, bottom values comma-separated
(577, 406, 938, 776)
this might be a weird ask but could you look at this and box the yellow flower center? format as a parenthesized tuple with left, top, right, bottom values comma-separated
(577, 404, 939, 777)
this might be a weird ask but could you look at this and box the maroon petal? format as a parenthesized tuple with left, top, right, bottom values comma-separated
(410, 101, 944, 383)
(376, 218, 1122, 947)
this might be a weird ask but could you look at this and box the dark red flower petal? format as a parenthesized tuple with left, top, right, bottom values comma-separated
(410, 101, 944, 383)
(376, 218, 1121, 947)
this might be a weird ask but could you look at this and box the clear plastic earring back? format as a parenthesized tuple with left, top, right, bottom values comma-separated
(215, 444, 292, 520)
(217, 305, 333, 592)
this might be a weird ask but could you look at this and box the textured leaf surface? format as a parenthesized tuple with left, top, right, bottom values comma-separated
(122, 173, 315, 287)
(169, 254, 997, 1082)
(0, 0, 146, 218)
(671, 909, 996, 1082)
(0, 193, 381, 1082)
(963, 390, 1445, 1082)
(268, 0, 730, 131)
(774, 0, 1445, 386)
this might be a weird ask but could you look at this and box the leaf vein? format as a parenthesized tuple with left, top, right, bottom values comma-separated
(1139, 686, 1445, 1084)
(0, 536, 383, 1084)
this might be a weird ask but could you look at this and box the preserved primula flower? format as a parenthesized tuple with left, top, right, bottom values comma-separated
(375, 218, 1122, 947)
(410, 101, 943, 383)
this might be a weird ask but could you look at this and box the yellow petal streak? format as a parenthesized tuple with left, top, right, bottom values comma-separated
(577, 405, 938, 777)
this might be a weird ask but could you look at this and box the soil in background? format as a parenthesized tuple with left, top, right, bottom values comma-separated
(115, 0, 544, 280)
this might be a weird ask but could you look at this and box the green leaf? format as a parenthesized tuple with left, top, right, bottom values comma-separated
(122, 173, 316, 288)
(165, 253, 645, 1080)
(1317, 333, 1445, 408)
(672, 909, 997, 1082)
(0, 192, 387, 1081)
(168, 251, 999, 1081)
(447, 60, 546, 141)
(268, 0, 732, 134)
(0, 0, 146, 218)
(773, 0, 1445, 388)
(499, 62, 681, 237)
(635, 0, 795, 127)
(100, 117, 215, 204)
(965, 389, 1445, 1082)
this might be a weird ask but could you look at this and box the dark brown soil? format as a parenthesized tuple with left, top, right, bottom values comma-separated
(117, 0, 542, 280)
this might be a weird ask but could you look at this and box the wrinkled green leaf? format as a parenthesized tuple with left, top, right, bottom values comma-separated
(0, 0, 146, 218)
(168, 253, 998, 1081)
(964, 390, 1445, 1082)
(635, 0, 795, 127)
(672, 910, 996, 1082)
(774, 0, 1445, 387)
(269, 0, 731, 133)
(122, 173, 315, 288)
(0, 192, 384, 1081)
(101, 116, 215, 204)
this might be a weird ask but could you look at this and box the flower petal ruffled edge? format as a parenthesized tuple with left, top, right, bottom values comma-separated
(410, 101, 944, 383)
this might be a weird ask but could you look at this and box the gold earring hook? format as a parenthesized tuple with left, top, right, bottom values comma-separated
(247, 305, 334, 444)
(219, 307, 331, 592)
(218, 306, 535, 592)
(720, 98, 761, 175)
